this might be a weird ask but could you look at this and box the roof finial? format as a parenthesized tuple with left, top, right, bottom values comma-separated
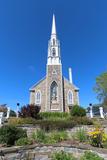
(51, 14, 56, 35)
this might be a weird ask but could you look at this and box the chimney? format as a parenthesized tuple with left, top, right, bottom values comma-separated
(69, 68, 73, 83)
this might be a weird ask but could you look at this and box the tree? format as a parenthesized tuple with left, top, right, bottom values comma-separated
(0, 107, 7, 113)
(9, 110, 16, 117)
(19, 104, 40, 119)
(0, 125, 27, 146)
(71, 105, 86, 117)
(94, 72, 107, 105)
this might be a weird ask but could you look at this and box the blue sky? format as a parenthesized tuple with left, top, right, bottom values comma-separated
(0, 0, 107, 110)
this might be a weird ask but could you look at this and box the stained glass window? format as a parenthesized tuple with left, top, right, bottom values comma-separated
(50, 81, 58, 102)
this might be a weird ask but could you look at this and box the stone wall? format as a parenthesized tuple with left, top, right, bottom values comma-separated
(30, 78, 47, 112)
(19, 125, 107, 138)
(46, 65, 63, 112)
(63, 78, 79, 112)
(2, 144, 107, 160)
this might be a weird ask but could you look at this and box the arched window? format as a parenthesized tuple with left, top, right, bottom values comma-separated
(53, 39, 55, 45)
(50, 81, 58, 102)
(35, 91, 41, 104)
(52, 48, 56, 57)
(67, 90, 73, 104)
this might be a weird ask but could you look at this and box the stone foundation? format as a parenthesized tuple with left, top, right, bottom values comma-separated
(1, 144, 107, 160)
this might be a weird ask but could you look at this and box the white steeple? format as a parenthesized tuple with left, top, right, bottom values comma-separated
(51, 14, 56, 36)
(47, 14, 61, 65)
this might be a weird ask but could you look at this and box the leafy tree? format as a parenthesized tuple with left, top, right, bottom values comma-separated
(0, 125, 27, 146)
(19, 104, 40, 119)
(94, 72, 107, 104)
(71, 105, 86, 117)
(9, 110, 16, 117)
(0, 106, 7, 113)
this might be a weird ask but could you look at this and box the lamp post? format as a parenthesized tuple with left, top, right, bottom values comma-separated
(99, 106, 104, 119)
(89, 103, 93, 118)
(16, 103, 20, 118)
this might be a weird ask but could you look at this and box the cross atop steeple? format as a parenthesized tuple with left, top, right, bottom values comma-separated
(51, 14, 56, 36)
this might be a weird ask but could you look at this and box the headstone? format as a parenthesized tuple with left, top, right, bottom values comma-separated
(99, 107, 104, 119)
(0, 112, 4, 125)
(90, 106, 93, 118)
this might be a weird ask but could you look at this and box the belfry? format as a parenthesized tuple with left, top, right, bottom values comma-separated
(30, 14, 79, 112)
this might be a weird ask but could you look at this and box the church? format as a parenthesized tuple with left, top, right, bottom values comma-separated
(29, 15, 79, 112)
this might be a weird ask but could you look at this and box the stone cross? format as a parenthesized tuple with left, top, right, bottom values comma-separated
(99, 107, 104, 119)
(0, 112, 4, 125)
(90, 106, 93, 118)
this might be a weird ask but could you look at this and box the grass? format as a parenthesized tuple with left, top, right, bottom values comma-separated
(31, 129, 69, 144)
(39, 112, 70, 120)
(75, 128, 88, 142)
(51, 151, 104, 160)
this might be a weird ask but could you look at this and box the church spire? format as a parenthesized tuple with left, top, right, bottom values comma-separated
(51, 14, 56, 36)
(47, 14, 61, 65)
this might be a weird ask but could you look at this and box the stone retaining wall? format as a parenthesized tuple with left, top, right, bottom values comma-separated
(19, 125, 107, 138)
(1, 144, 107, 160)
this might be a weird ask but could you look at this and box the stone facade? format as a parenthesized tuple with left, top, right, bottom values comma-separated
(29, 15, 79, 112)
(30, 78, 46, 112)
(46, 65, 63, 112)
(30, 75, 79, 112)
(63, 78, 79, 112)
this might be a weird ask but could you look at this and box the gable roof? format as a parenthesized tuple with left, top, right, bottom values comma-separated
(29, 76, 46, 91)
(63, 76, 79, 91)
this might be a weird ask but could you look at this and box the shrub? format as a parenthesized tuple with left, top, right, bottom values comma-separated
(8, 118, 76, 129)
(0, 125, 27, 146)
(8, 117, 92, 131)
(51, 151, 104, 160)
(38, 119, 76, 131)
(80, 151, 104, 160)
(88, 128, 107, 148)
(32, 130, 69, 144)
(75, 128, 88, 142)
(32, 129, 47, 143)
(39, 112, 70, 120)
(15, 137, 33, 146)
(70, 116, 93, 125)
(51, 151, 77, 160)
(9, 110, 16, 117)
(19, 104, 40, 119)
(50, 130, 68, 143)
(8, 117, 37, 125)
(71, 105, 86, 117)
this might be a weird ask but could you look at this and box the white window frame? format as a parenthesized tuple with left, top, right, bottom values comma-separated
(35, 90, 41, 105)
(67, 90, 73, 105)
